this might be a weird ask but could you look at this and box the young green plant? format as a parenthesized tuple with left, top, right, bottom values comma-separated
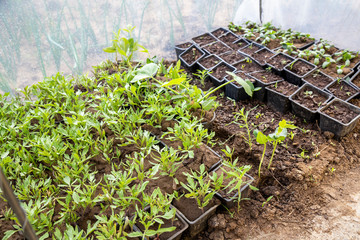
(254, 120, 297, 178)
(180, 164, 217, 213)
(103, 25, 149, 68)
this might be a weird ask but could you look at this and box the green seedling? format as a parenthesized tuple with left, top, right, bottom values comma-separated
(232, 106, 257, 151)
(94, 212, 135, 240)
(262, 196, 273, 207)
(254, 120, 297, 178)
(103, 25, 149, 68)
(193, 69, 211, 87)
(151, 146, 183, 179)
(221, 159, 253, 212)
(221, 145, 235, 161)
(304, 90, 313, 97)
(334, 50, 357, 67)
(128, 202, 176, 239)
(298, 148, 310, 159)
(226, 72, 261, 97)
(180, 164, 217, 213)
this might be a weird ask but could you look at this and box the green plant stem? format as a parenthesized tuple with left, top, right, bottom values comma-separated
(199, 79, 236, 102)
(268, 141, 278, 169)
(245, 118, 252, 151)
(259, 144, 266, 178)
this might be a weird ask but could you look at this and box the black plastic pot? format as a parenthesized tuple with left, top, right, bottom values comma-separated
(302, 69, 334, 90)
(266, 80, 299, 113)
(289, 83, 332, 122)
(224, 71, 253, 101)
(179, 44, 206, 72)
(319, 98, 360, 137)
(325, 80, 359, 102)
(174, 42, 193, 60)
(197, 54, 223, 71)
(296, 40, 315, 50)
(238, 41, 264, 58)
(218, 31, 240, 47)
(208, 62, 236, 87)
(172, 197, 220, 238)
(202, 41, 232, 56)
(284, 58, 317, 86)
(218, 50, 246, 65)
(267, 52, 296, 77)
(210, 27, 229, 38)
(248, 70, 283, 102)
(205, 144, 223, 172)
(231, 38, 250, 51)
(232, 58, 263, 73)
(211, 164, 254, 209)
(348, 70, 360, 90)
(192, 32, 217, 47)
(251, 47, 276, 67)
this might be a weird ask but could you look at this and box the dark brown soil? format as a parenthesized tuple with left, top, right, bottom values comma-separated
(202, 41, 231, 55)
(326, 81, 358, 100)
(303, 70, 334, 89)
(321, 101, 359, 124)
(232, 60, 263, 73)
(251, 48, 275, 65)
(286, 59, 316, 77)
(192, 33, 217, 47)
(219, 51, 245, 65)
(176, 42, 192, 49)
(228, 38, 249, 51)
(218, 32, 239, 46)
(349, 98, 360, 107)
(211, 28, 228, 38)
(181, 47, 204, 65)
(198, 55, 222, 70)
(0, 200, 24, 240)
(172, 197, 219, 222)
(309, 44, 339, 56)
(267, 80, 299, 96)
(192, 90, 360, 239)
(292, 85, 329, 111)
(322, 63, 352, 79)
(210, 63, 234, 80)
(338, 55, 360, 69)
(292, 38, 314, 49)
(239, 43, 262, 56)
(249, 70, 283, 84)
(267, 53, 294, 71)
(181, 144, 222, 172)
(230, 71, 248, 79)
(350, 73, 360, 88)
(256, 38, 282, 50)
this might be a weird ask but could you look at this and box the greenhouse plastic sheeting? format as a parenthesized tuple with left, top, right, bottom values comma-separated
(234, 0, 360, 51)
(1, 0, 359, 93)
(0, 0, 242, 93)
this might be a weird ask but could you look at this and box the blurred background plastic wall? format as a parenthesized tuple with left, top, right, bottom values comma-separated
(0, 0, 243, 93)
(0, 0, 359, 93)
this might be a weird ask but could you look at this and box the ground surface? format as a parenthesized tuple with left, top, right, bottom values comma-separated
(247, 165, 360, 240)
(190, 78, 360, 240)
